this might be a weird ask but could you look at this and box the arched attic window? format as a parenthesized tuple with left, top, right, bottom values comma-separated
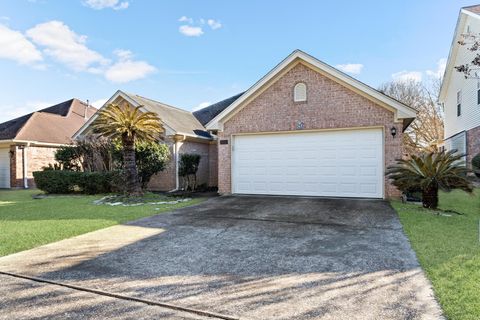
(294, 82, 307, 102)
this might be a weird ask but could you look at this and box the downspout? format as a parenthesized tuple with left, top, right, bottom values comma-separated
(170, 134, 186, 192)
(21, 144, 29, 189)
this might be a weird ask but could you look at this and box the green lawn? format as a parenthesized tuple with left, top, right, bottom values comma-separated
(392, 189, 480, 320)
(0, 189, 204, 257)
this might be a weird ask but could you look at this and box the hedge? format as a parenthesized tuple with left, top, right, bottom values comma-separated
(33, 170, 118, 194)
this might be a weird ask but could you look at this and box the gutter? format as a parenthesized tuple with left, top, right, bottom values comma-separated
(12, 140, 69, 147)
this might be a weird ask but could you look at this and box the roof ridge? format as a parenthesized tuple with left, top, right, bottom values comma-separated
(131, 93, 192, 114)
(13, 111, 39, 140)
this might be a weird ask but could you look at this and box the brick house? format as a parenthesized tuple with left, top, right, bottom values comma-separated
(76, 50, 416, 198)
(439, 5, 480, 167)
(206, 50, 416, 199)
(0, 99, 97, 188)
(74, 91, 218, 191)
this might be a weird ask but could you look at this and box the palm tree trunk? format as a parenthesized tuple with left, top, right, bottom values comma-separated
(122, 134, 142, 196)
(422, 185, 439, 209)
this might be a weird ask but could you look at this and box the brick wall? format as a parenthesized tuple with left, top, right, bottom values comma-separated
(218, 62, 403, 198)
(467, 126, 480, 167)
(147, 139, 177, 191)
(147, 139, 216, 191)
(11, 145, 58, 188)
(7, 140, 216, 191)
(178, 140, 210, 189)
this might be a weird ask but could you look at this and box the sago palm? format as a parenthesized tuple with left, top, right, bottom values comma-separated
(92, 102, 163, 196)
(386, 150, 473, 209)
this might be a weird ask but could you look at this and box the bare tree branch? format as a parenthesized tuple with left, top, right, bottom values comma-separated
(378, 80, 444, 154)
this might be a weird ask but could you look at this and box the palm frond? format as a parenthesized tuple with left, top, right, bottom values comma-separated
(386, 150, 473, 194)
(92, 102, 164, 142)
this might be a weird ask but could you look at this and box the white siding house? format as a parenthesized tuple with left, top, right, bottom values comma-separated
(439, 5, 480, 166)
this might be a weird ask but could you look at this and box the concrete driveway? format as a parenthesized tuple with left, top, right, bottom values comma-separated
(0, 196, 442, 319)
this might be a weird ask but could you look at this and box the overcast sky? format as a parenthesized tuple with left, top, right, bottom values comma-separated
(0, 0, 474, 122)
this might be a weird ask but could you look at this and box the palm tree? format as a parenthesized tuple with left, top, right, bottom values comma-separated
(386, 150, 473, 209)
(92, 102, 163, 196)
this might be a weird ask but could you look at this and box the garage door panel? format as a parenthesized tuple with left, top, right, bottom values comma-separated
(232, 129, 384, 198)
(360, 183, 378, 194)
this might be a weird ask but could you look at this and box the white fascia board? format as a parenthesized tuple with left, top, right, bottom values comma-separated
(72, 90, 159, 140)
(175, 132, 213, 141)
(12, 140, 68, 147)
(73, 90, 180, 139)
(439, 11, 468, 101)
(73, 90, 129, 139)
(207, 50, 416, 130)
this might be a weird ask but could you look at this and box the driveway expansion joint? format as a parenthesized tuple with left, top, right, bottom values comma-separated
(0, 270, 240, 320)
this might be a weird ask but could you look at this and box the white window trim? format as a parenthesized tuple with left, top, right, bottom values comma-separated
(294, 82, 307, 102)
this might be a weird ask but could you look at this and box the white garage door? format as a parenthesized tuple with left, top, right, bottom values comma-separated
(0, 148, 10, 188)
(232, 128, 384, 198)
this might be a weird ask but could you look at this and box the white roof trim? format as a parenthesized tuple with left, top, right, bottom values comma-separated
(206, 50, 416, 130)
(0, 139, 69, 147)
(73, 90, 177, 139)
(439, 9, 470, 101)
(73, 90, 125, 139)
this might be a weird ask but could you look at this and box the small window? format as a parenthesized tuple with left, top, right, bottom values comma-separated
(467, 24, 471, 34)
(457, 90, 462, 117)
(294, 82, 307, 102)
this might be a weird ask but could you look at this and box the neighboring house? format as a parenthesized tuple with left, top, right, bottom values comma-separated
(439, 5, 480, 167)
(76, 50, 416, 199)
(74, 91, 218, 191)
(0, 99, 97, 188)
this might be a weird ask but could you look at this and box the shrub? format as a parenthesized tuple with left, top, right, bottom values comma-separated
(112, 140, 170, 189)
(33, 170, 117, 194)
(54, 146, 82, 171)
(132, 141, 170, 189)
(33, 171, 80, 194)
(78, 172, 117, 194)
(179, 153, 201, 191)
(473, 153, 480, 178)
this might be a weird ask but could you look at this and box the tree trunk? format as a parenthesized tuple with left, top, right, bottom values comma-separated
(122, 134, 142, 196)
(422, 185, 438, 209)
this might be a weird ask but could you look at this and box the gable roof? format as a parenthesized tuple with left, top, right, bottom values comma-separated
(193, 92, 245, 126)
(439, 5, 480, 101)
(206, 50, 417, 130)
(0, 99, 96, 144)
(126, 93, 211, 138)
(74, 90, 212, 140)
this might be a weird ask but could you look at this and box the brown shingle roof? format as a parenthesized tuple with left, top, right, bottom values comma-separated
(124, 93, 211, 138)
(463, 4, 480, 14)
(0, 99, 97, 144)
